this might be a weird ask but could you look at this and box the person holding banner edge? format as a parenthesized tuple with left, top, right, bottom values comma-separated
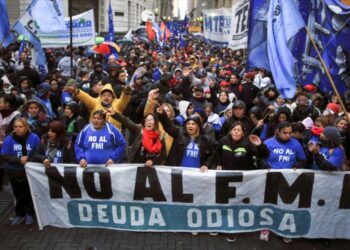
(1, 117, 40, 225)
(215, 121, 270, 242)
(261, 121, 307, 243)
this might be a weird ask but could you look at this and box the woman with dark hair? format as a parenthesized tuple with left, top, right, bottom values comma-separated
(49, 78, 62, 116)
(61, 101, 88, 143)
(108, 111, 166, 167)
(16, 76, 35, 101)
(33, 120, 76, 167)
(20, 99, 50, 137)
(215, 121, 269, 242)
(260, 121, 306, 243)
(260, 106, 292, 141)
(216, 121, 269, 171)
(1, 117, 40, 225)
(212, 90, 231, 114)
(157, 106, 216, 172)
(75, 110, 126, 168)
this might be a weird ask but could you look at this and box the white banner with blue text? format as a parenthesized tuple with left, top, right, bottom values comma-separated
(25, 163, 350, 239)
(228, 0, 249, 50)
(36, 9, 95, 48)
(202, 8, 232, 46)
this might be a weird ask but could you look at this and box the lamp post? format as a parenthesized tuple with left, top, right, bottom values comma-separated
(154, 8, 159, 22)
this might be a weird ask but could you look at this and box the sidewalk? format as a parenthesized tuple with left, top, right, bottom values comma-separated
(0, 187, 349, 250)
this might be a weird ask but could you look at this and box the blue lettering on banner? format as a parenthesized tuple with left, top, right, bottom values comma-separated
(204, 15, 231, 33)
(68, 201, 310, 235)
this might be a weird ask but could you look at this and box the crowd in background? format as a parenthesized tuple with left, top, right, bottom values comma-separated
(0, 36, 350, 243)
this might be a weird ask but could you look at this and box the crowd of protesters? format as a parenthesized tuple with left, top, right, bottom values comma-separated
(0, 36, 350, 243)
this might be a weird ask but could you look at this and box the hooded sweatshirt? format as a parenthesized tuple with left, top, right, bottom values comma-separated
(175, 100, 191, 126)
(74, 84, 130, 130)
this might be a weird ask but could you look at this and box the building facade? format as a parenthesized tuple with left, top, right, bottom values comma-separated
(7, 0, 162, 34)
(187, 0, 239, 19)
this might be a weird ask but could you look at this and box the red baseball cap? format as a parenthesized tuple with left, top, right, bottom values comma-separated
(326, 103, 340, 114)
(220, 81, 230, 87)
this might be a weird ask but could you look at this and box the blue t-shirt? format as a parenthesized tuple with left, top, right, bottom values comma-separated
(264, 137, 306, 169)
(312, 146, 344, 170)
(75, 123, 126, 164)
(180, 139, 201, 168)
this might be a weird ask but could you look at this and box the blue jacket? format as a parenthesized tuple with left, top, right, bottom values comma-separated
(152, 68, 162, 82)
(74, 122, 126, 164)
(1, 132, 40, 171)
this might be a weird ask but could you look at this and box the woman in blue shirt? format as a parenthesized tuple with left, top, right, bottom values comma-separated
(261, 121, 306, 243)
(1, 117, 40, 225)
(264, 121, 306, 170)
(75, 110, 126, 168)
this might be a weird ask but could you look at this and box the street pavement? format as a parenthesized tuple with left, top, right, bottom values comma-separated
(1, 184, 350, 250)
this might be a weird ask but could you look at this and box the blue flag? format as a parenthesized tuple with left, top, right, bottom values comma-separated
(249, 0, 350, 96)
(106, 0, 115, 42)
(13, 5, 47, 79)
(266, 0, 305, 98)
(0, 0, 13, 47)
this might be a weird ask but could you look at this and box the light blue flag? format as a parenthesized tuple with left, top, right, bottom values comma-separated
(267, 0, 305, 99)
(30, 0, 65, 32)
(106, 0, 115, 42)
(0, 0, 14, 47)
(13, 7, 47, 79)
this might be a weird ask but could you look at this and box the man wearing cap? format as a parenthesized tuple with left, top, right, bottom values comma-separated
(189, 85, 207, 110)
(308, 126, 345, 171)
(63, 83, 131, 130)
(219, 100, 255, 138)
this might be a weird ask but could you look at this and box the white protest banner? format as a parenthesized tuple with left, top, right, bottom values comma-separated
(36, 10, 95, 48)
(202, 8, 232, 46)
(228, 0, 250, 50)
(26, 163, 350, 239)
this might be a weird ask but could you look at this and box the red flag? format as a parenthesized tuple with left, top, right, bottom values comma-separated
(160, 22, 171, 41)
(146, 21, 155, 41)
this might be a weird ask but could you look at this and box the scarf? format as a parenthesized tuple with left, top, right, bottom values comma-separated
(311, 126, 324, 136)
(12, 132, 29, 156)
(46, 139, 58, 161)
(142, 128, 162, 154)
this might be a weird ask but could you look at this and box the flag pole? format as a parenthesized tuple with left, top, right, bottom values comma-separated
(69, 0, 73, 78)
(305, 27, 350, 121)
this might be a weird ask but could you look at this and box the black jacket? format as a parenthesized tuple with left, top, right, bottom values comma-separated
(158, 112, 216, 168)
(216, 135, 269, 170)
